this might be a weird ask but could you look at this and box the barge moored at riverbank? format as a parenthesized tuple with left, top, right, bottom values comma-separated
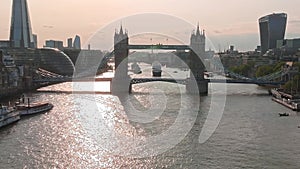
(270, 88, 300, 111)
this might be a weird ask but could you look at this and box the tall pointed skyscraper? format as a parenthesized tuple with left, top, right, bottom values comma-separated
(10, 0, 34, 48)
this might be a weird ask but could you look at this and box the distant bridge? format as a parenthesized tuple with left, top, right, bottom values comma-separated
(127, 45, 190, 50)
(208, 79, 284, 85)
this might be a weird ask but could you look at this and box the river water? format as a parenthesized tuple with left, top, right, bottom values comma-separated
(0, 66, 300, 169)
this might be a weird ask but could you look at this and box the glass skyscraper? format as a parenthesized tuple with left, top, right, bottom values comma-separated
(10, 0, 34, 48)
(259, 13, 287, 55)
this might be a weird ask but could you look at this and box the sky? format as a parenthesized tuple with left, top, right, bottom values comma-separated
(1, 0, 300, 51)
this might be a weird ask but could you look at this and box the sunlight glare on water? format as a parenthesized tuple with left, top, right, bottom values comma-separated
(0, 66, 300, 168)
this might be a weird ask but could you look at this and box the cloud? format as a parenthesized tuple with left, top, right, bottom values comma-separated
(212, 28, 233, 35)
(287, 19, 300, 33)
(43, 25, 54, 29)
(89, 22, 102, 27)
(210, 21, 258, 36)
(289, 20, 300, 24)
(214, 30, 222, 34)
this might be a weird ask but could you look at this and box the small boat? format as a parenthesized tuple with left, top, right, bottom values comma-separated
(152, 61, 162, 77)
(0, 105, 20, 128)
(15, 97, 53, 116)
(279, 112, 290, 117)
(131, 62, 142, 74)
(133, 67, 142, 74)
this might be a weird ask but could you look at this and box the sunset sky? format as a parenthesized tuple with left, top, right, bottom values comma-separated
(1, 0, 300, 51)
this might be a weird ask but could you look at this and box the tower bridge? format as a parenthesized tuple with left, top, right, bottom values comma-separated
(112, 24, 208, 95)
(33, 25, 285, 94)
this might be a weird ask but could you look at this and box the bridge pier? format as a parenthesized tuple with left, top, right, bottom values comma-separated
(186, 78, 208, 95)
(112, 25, 132, 94)
(111, 76, 131, 95)
(129, 83, 132, 94)
(187, 45, 208, 95)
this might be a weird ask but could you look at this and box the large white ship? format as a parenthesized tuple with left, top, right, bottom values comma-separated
(0, 105, 20, 128)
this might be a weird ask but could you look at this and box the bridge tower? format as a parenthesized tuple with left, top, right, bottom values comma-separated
(112, 25, 131, 93)
(190, 23, 205, 57)
(187, 24, 208, 95)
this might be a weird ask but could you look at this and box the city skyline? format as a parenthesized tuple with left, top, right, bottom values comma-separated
(1, 0, 300, 51)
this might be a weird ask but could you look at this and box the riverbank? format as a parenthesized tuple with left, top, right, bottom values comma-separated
(0, 87, 39, 101)
(0, 88, 26, 101)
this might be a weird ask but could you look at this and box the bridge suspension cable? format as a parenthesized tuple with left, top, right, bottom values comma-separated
(210, 58, 287, 82)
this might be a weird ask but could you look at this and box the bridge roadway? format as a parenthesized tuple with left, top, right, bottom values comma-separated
(34, 77, 114, 83)
(34, 77, 284, 86)
(131, 78, 284, 86)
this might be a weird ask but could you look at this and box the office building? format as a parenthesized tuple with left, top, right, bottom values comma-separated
(259, 13, 287, 55)
(32, 34, 38, 48)
(45, 40, 64, 50)
(73, 35, 81, 49)
(67, 38, 73, 48)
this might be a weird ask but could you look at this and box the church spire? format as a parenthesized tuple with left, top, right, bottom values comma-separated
(196, 22, 200, 35)
(120, 24, 124, 35)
